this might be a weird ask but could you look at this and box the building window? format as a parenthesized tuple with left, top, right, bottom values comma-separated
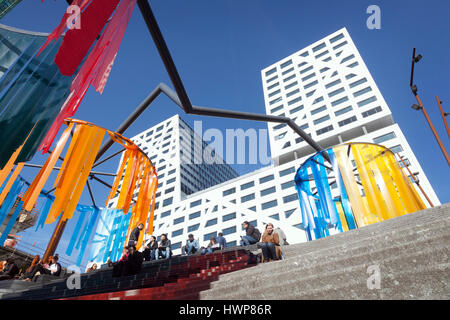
(331, 96, 349, 107)
(338, 116, 357, 127)
(163, 197, 173, 206)
(349, 77, 367, 88)
(335, 106, 353, 116)
(286, 88, 300, 97)
(205, 218, 218, 227)
(161, 210, 171, 218)
(311, 105, 327, 116)
(260, 174, 274, 184)
(270, 105, 283, 113)
(269, 97, 283, 105)
(283, 193, 299, 203)
(280, 59, 293, 69)
(315, 50, 329, 59)
(189, 211, 201, 220)
(281, 67, 294, 76)
(241, 181, 255, 191)
(267, 75, 278, 83)
(313, 115, 330, 125)
(223, 187, 236, 196)
(300, 65, 313, 74)
(285, 81, 298, 90)
(290, 105, 304, 114)
(222, 226, 236, 236)
(362, 106, 382, 118)
(267, 82, 279, 91)
(312, 42, 326, 52)
(333, 41, 348, 50)
(326, 79, 341, 89)
(341, 54, 355, 64)
(190, 199, 202, 208)
(304, 80, 318, 90)
(288, 97, 302, 106)
(330, 33, 344, 43)
(280, 167, 295, 177)
(285, 208, 296, 219)
(281, 180, 295, 190)
(268, 89, 281, 98)
(241, 193, 255, 203)
(262, 199, 278, 210)
(265, 67, 276, 77)
(261, 186, 276, 197)
(188, 224, 200, 233)
(269, 214, 280, 221)
(373, 132, 396, 144)
(283, 74, 296, 82)
(204, 231, 217, 242)
(222, 212, 236, 222)
(171, 242, 181, 250)
(173, 217, 185, 225)
(172, 229, 183, 238)
(316, 125, 334, 136)
(353, 86, 372, 98)
(273, 123, 287, 130)
(390, 145, 404, 153)
(328, 87, 345, 98)
(302, 73, 315, 82)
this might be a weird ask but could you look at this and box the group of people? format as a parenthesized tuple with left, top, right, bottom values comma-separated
(182, 233, 227, 256)
(0, 254, 62, 282)
(240, 220, 288, 262)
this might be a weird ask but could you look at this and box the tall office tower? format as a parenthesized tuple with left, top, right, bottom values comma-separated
(261, 27, 440, 206)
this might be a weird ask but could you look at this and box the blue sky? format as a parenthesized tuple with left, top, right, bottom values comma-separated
(1, 0, 449, 268)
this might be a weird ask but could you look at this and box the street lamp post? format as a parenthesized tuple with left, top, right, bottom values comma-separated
(409, 48, 450, 166)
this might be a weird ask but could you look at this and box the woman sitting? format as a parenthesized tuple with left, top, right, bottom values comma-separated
(19, 255, 40, 280)
(260, 223, 282, 262)
(201, 237, 221, 255)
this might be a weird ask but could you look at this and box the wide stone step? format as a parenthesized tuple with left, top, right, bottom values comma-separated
(281, 213, 450, 258)
(207, 223, 450, 283)
(200, 245, 449, 299)
(200, 236, 449, 298)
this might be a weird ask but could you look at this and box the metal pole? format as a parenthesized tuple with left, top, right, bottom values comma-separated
(436, 96, 450, 139)
(42, 216, 67, 264)
(396, 154, 434, 207)
(414, 94, 450, 165)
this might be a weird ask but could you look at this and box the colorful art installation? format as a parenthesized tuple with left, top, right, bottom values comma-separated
(0, 119, 158, 266)
(294, 143, 427, 241)
(39, 0, 138, 153)
(0, 0, 137, 170)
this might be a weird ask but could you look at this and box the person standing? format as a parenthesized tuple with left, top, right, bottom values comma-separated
(128, 223, 144, 247)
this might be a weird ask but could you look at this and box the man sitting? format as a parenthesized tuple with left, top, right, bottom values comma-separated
(182, 234, 200, 256)
(216, 232, 227, 250)
(239, 221, 261, 246)
(0, 258, 19, 281)
(155, 234, 172, 260)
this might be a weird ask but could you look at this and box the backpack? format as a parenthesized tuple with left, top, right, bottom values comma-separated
(253, 227, 261, 241)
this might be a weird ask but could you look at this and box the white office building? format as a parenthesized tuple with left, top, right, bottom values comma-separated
(109, 27, 439, 255)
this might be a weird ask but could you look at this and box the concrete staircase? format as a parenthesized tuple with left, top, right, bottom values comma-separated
(199, 203, 450, 300)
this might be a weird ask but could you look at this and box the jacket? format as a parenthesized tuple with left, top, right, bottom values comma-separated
(159, 238, 171, 250)
(261, 232, 282, 261)
(216, 236, 226, 248)
(129, 227, 141, 242)
(49, 263, 62, 276)
(245, 224, 261, 241)
(146, 240, 158, 250)
(186, 239, 200, 250)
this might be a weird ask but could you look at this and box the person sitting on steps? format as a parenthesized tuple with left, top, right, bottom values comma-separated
(260, 223, 282, 262)
(240, 221, 261, 246)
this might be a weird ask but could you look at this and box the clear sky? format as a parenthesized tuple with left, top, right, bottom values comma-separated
(2, 0, 449, 268)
